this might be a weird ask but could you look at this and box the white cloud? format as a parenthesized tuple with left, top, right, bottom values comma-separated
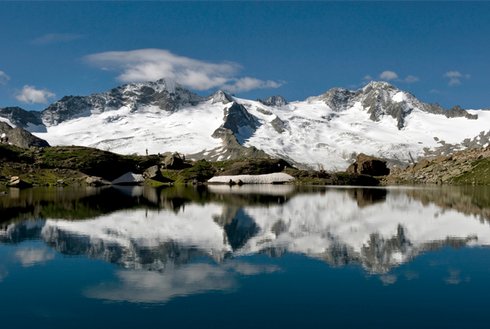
(15, 85, 55, 104)
(0, 70, 10, 85)
(444, 70, 470, 86)
(32, 33, 83, 45)
(15, 248, 55, 267)
(366, 71, 419, 84)
(379, 70, 399, 81)
(222, 77, 282, 93)
(403, 75, 419, 83)
(85, 49, 283, 93)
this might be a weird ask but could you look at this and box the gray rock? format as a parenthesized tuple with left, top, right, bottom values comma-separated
(0, 107, 45, 131)
(271, 116, 288, 133)
(0, 121, 50, 148)
(41, 79, 205, 126)
(318, 81, 478, 130)
(213, 102, 260, 144)
(258, 95, 288, 107)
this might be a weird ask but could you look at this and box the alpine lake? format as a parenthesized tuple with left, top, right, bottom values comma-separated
(1, 184, 490, 329)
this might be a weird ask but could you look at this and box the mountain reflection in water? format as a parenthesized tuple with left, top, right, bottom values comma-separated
(1, 184, 490, 303)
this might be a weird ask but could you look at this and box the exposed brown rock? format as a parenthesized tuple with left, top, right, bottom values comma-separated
(385, 146, 490, 185)
(143, 165, 173, 183)
(347, 154, 390, 176)
(163, 152, 187, 169)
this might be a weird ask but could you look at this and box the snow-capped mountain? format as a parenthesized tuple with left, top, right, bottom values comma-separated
(1, 79, 489, 170)
(41, 79, 204, 126)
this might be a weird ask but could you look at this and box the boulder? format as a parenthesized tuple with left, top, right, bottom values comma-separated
(347, 154, 390, 176)
(143, 165, 174, 183)
(163, 152, 186, 169)
(7, 176, 32, 188)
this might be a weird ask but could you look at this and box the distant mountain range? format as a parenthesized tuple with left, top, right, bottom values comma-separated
(1, 79, 489, 170)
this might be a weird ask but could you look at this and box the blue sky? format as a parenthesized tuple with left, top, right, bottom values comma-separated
(0, 1, 489, 111)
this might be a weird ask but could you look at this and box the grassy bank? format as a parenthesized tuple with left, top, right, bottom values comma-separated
(1, 144, 385, 190)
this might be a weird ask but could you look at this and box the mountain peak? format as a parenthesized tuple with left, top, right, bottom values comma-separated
(362, 80, 397, 92)
(118, 78, 179, 94)
(210, 90, 234, 104)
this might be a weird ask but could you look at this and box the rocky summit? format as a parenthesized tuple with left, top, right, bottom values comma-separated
(1, 80, 489, 170)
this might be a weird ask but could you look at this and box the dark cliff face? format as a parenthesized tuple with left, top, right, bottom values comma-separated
(212, 102, 261, 145)
(258, 95, 288, 107)
(0, 107, 44, 131)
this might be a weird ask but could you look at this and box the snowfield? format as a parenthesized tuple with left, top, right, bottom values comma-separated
(34, 101, 225, 155)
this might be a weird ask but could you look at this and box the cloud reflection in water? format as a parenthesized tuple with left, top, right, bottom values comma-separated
(85, 262, 279, 303)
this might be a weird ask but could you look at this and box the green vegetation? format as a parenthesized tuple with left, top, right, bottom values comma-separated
(160, 158, 290, 184)
(37, 146, 159, 180)
(0, 144, 391, 189)
(452, 158, 490, 185)
(0, 144, 35, 163)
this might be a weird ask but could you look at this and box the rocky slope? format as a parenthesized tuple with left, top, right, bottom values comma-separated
(1, 80, 489, 170)
(386, 145, 490, 185)
(0, 121, 49, 148)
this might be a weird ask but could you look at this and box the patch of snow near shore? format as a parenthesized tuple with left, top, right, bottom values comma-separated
(208, 173, 294, 184)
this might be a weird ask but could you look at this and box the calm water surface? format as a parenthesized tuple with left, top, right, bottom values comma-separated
(1, 185, 490, 328)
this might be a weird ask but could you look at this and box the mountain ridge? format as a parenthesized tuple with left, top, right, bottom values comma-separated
(1, 80, 489, 170)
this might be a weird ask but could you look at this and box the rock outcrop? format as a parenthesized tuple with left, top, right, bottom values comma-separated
(41, 79, 204, 126)
(0, 107, 44, 131)
(163, 153, 188, 169)
(347, 154, 390, 176)
(0, 121, 50, 148)
(143, 165, 173, 183)
(258, 95, 288, 107)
